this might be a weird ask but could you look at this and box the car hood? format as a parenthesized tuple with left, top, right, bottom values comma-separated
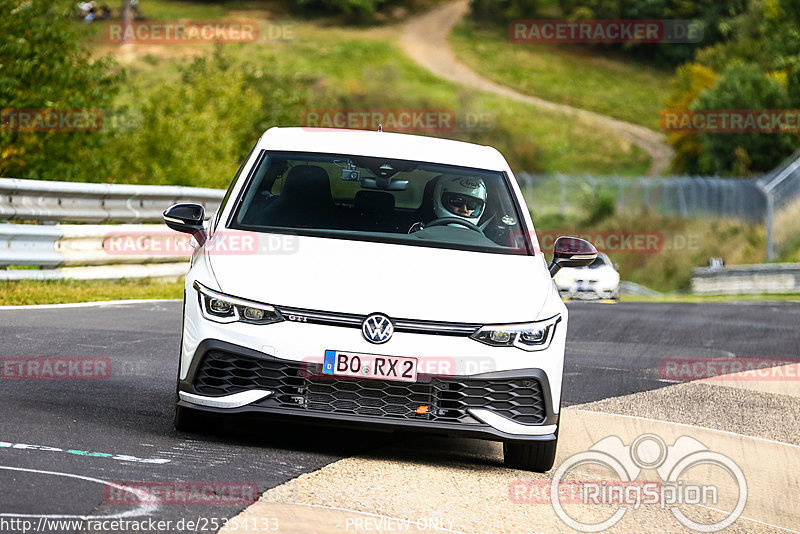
(206, 231, 552, 324)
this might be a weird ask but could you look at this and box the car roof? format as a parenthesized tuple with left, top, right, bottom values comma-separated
(256, 127, 509, 171)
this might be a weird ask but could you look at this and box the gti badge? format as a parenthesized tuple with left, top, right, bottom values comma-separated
(362, 314, 394, 344)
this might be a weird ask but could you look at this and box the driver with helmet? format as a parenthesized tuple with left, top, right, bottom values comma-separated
(410, 175, 487, 232)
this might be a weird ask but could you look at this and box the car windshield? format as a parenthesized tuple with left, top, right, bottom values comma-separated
(587, 256, 607, 269)
(230, 151, 532, 255)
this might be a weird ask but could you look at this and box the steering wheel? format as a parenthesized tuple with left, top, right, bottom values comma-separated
(425, 217, 483, 233)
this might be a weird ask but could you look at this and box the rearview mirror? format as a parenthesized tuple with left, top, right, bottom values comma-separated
(548, 236, 598, 277)
(163, 203, 206, 246)
(359, 177, 409, 191)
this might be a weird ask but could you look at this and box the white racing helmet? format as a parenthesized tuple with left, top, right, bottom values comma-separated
(432, 175, 488, 225)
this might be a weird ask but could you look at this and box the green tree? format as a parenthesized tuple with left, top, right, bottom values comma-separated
(555, 0, 749, 66)
(111, 47, 310, 188)
(295, 0, 387, 14)
(692, 62, 796, 174)
(470, 0, 540, 23)
(664, 0, 800, 174)
(665, 63, 717, 174)
(0, 0, 123, 180)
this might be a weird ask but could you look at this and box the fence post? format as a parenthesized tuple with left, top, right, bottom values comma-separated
(677, 179, 688, 217)
(757, 181, 775, 261)
(521, 172, 533, 208)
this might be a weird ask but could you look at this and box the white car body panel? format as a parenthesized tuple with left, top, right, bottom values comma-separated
(206, 231, 552, 323)
(174, 127, 573, 446)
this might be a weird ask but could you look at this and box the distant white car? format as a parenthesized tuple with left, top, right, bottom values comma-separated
(164, 127, 598, 472)
(554, 252, 620, 300)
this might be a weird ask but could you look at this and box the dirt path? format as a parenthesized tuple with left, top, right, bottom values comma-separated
(399, 1, 673, 176)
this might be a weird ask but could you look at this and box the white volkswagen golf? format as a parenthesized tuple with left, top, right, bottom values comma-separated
(164, 127, 596, 472)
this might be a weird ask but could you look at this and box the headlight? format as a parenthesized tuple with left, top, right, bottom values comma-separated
(471, 315, 561, 351)
(193, 281, 283, 325)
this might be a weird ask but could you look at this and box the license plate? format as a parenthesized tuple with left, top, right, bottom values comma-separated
(323, 350, 418, 382)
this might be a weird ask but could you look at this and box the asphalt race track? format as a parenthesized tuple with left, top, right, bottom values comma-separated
(562, 301, 800, 405)
(0, 300, 798, 533)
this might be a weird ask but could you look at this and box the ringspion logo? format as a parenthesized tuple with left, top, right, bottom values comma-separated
(518, 433, 747, 532)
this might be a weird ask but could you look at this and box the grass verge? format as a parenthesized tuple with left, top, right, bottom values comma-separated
(449, 21, 672, 130)
(0, 279, 183, 306)
(535, 212, 768, 292)
(5, 279, 795, 306)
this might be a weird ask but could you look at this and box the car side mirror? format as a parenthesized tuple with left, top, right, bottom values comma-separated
(548, 236, 598, 277)
(163, 203, 207, 246)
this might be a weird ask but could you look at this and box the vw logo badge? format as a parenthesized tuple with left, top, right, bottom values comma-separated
(362, 314, 394, 344)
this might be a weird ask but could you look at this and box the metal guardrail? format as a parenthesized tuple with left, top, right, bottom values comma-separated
(0, 223, 192, 280)
(0, 178, 221, 280)
(692, 263, 800, 295)
(758, 147, 800, 208)
(0, 263, 189, 281)
(0, 224, 63, 268)
(0, 178, 224, 223)
(756, 148, 800, 261)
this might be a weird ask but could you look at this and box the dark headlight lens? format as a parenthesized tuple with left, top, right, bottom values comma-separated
(243, 307, 265, 321)
(194, 282, 283, 325)
(471, 315, 561, 351)
(209, 299, 233, 315)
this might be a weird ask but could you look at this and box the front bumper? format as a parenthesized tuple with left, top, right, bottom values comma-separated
(558, 283, 618, 300)
(178, 339, 559, 443)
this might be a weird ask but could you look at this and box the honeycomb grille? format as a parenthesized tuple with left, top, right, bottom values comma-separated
(193, 350, 546, 425)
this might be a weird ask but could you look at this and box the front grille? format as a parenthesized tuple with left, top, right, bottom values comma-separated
(192, 350, 546, 425)
(273, 306, 481, 336)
